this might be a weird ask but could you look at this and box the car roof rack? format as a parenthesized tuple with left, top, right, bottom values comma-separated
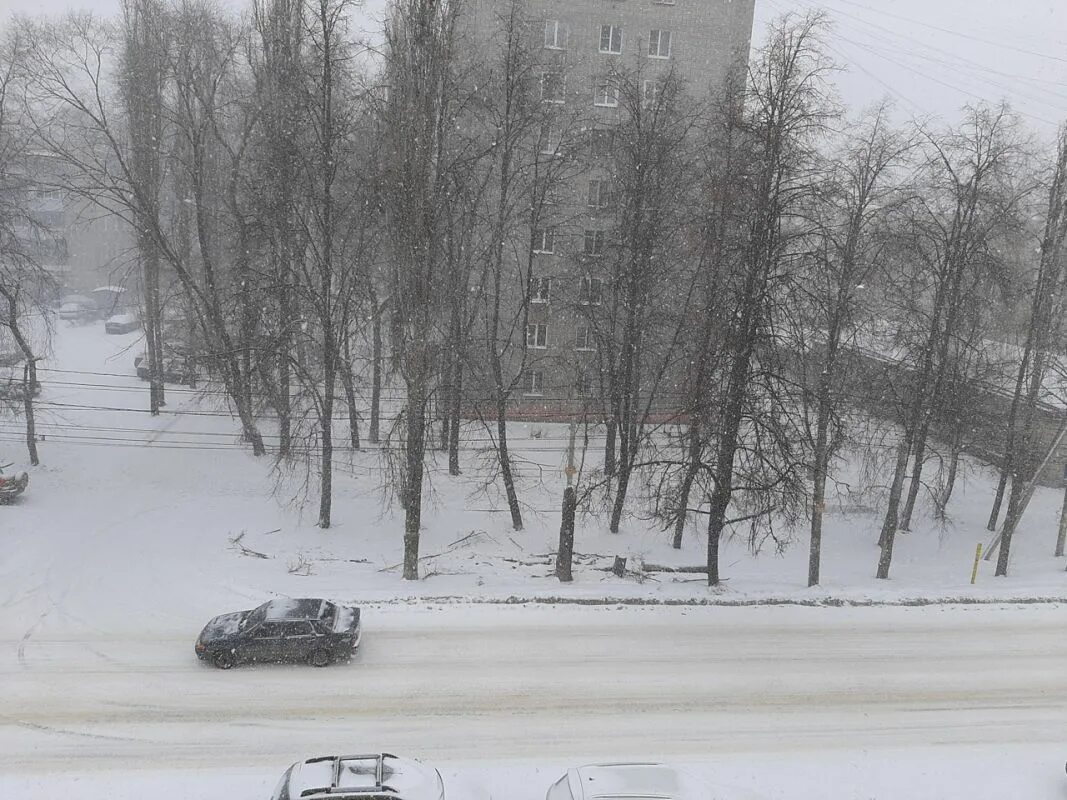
(301, 753, 400, 798)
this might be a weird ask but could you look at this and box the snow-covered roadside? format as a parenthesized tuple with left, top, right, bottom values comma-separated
(2, 325, 1066, 649)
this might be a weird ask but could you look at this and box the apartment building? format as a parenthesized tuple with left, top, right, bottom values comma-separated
(464, 0, 757, 418)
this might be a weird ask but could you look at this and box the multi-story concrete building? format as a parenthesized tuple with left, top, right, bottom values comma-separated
(465, 0, 756, 419)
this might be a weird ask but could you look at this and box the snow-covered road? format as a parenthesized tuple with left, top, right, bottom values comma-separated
(2, 605, 1065, 797)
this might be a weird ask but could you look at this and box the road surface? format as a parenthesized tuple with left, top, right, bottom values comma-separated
(2, 604, 1064, 788)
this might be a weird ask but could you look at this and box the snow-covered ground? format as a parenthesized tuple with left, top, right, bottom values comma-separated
(1, 325, 1065, 798)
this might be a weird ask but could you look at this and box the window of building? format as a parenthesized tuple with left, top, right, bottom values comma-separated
(523, 370, 545, 396)
(576, 373, 595, 398)
(599, 24, 623, 54)
(579, 276, 604, 305)
(526, 323, 549, 349)
(588, 179, 613, 209)
(649, 29, 672, 59)
(643, 79, 664, 109)
(544, 19, 567, 50)
(531, 277, 551, 303)
(575, 326, 595, 351)
(590, 128, 615, 158)
(540, 119, 563, 155)
(583, 229, 605, 257)
(594, 79, 619, 108)
(533, 228, 555, 254)
(541, 71, 565, 104)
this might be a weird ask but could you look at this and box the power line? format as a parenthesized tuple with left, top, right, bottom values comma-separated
(827, 0, 1067, 66)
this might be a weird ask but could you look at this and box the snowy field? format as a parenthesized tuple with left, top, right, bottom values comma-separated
(1, 325, 1065, 798)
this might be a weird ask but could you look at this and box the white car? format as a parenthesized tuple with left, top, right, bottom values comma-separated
(547, 763, 703, 800)
(105, 312, 140, 334)
(272, 753, 480, 800)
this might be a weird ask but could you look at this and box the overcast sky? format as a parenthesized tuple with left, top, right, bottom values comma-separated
(2, 0, 1065, 140)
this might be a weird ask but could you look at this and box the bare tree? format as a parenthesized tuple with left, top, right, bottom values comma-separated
(22, 12, 269, 454)
(700, 12, 837, 586)
(122, 0, 168, 414)
(992, 128, 1067, 575)
(0, 27, 50, 466)
(801, 103, 908, 586)
(382, 0, 463, 578)
(875, 106, 1028, 579)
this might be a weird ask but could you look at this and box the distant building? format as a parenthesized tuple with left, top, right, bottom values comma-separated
(464, 0, 757, 419)
(18, 152, 135, 296)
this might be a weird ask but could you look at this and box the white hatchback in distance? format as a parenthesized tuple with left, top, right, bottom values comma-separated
(547, 763, 704, 800)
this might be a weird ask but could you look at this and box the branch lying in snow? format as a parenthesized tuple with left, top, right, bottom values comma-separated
(228, 531, 271, 560)
(501, 557, 553, 567)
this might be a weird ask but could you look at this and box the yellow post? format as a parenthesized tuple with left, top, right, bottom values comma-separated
(970, 543, 983, 585)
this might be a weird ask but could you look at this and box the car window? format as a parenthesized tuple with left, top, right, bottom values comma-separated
(252, 622, 284, 638)
(282, 620, 314, 636)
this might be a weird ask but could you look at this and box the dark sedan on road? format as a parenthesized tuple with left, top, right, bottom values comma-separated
(195, 598, 361, 669)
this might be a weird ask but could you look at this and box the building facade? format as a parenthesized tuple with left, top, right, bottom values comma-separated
(465, 0, 757, 419)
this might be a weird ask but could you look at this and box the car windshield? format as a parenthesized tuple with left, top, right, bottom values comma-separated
(242, 603, 270, 630)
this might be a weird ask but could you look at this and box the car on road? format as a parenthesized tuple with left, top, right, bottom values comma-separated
(105, 312, 140, 334)
(195, 597, 361, 669)
(272, 753, 453, 800)
(546, 763, 702, 800)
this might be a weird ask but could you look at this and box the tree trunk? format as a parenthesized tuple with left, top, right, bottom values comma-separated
(672, 420, 702, 550)
(318, 362, 334, 528)
(988, 353, 1030, 530)
(809, 390, 833, 587)
(604, 418, 617, 478)
(899, 431, 928, 531)
(341, 328, 361, 450)
(448, 358, 462, 475)
(555, 486, 576, 582)
(21, 361, 39, 467)
(3, 292, 40, 466)
(937, 444, 961, 520)
(277, 283, 293, 457)
(369, 299, 382, 444)
(877, 437, 912, 578)
(141, 235, 165, 413)
(1056, 485, 1067, 558)
(495, 387, 523, 531)
(705, 484, 728, 587)
(403, 387, 427, 580)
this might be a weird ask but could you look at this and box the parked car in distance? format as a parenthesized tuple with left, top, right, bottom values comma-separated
(0, 355, 41, 400)
(195, 597, 361, 669)
(0, 464, 29, 504)
(58, 294, 98, 323)
(105, 312, 140, 334)
(135, 349, 194, 384)
(546, 764, 702, 800)
(272, 753, 455, 800)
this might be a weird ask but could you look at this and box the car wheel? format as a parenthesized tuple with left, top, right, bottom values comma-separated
(212, 650, 236, 670)
(308, 649, 330, 668)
